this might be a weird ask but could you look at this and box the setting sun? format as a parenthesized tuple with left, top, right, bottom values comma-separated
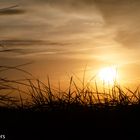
(99, 66, 118, 84)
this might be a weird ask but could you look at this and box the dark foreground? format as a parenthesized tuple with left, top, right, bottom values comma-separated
(0, 105, 140, 139)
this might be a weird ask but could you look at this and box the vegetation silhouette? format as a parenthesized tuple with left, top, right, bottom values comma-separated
(0, 64, 140, 110)
(0, 64, 140, 139)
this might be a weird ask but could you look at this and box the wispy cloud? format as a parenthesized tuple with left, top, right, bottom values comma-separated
(0, 4, 25, 15)
(94, 0, 140, 49)
(0, 9, 25, 15)
(0, 39, 71, 46)
(0, 0, 140, 81)
(0, 39, 75, 57)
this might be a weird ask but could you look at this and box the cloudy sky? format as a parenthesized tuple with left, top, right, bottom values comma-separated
(0, 0, 140, 87)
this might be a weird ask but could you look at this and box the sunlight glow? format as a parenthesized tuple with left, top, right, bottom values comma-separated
(99, 66, 117, 85)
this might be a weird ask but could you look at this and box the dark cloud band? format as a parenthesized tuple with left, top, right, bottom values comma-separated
(0, 9, 25, 15)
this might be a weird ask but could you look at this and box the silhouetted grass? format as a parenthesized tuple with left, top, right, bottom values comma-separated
(1, 64, 140, 136)
(0, 64, 140, 112)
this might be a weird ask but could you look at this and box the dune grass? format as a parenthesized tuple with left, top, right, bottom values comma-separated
(0, 64, 140, 112)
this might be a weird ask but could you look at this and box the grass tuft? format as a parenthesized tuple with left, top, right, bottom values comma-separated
(0, 64, 140, 112)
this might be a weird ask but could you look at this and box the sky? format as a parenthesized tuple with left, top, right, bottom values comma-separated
(0, 0, 140, 87)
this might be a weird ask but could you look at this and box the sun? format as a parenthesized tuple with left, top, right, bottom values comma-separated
(98, 66, 117, 85)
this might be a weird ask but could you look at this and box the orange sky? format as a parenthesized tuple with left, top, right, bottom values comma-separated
(0, 0, 140, 88)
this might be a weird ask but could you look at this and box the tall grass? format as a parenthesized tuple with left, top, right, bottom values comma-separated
(0, 64, 140, 111)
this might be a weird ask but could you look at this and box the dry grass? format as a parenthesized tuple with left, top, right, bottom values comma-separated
(0, 64, 140, 112)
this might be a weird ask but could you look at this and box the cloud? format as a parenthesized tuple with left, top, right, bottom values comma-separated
(115, 30, 140, 49)
(0, 39, 74, 57)
(0, 9, 25, 16)
(93, 0, 140, 49)
(0, 39, 70, 46)
(15, 0, 140, 48)
(1, 0, 140, 62)
(0, 0, 104, 42)
(0, 0, 140, 85)
(0, 3, 25, 15)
